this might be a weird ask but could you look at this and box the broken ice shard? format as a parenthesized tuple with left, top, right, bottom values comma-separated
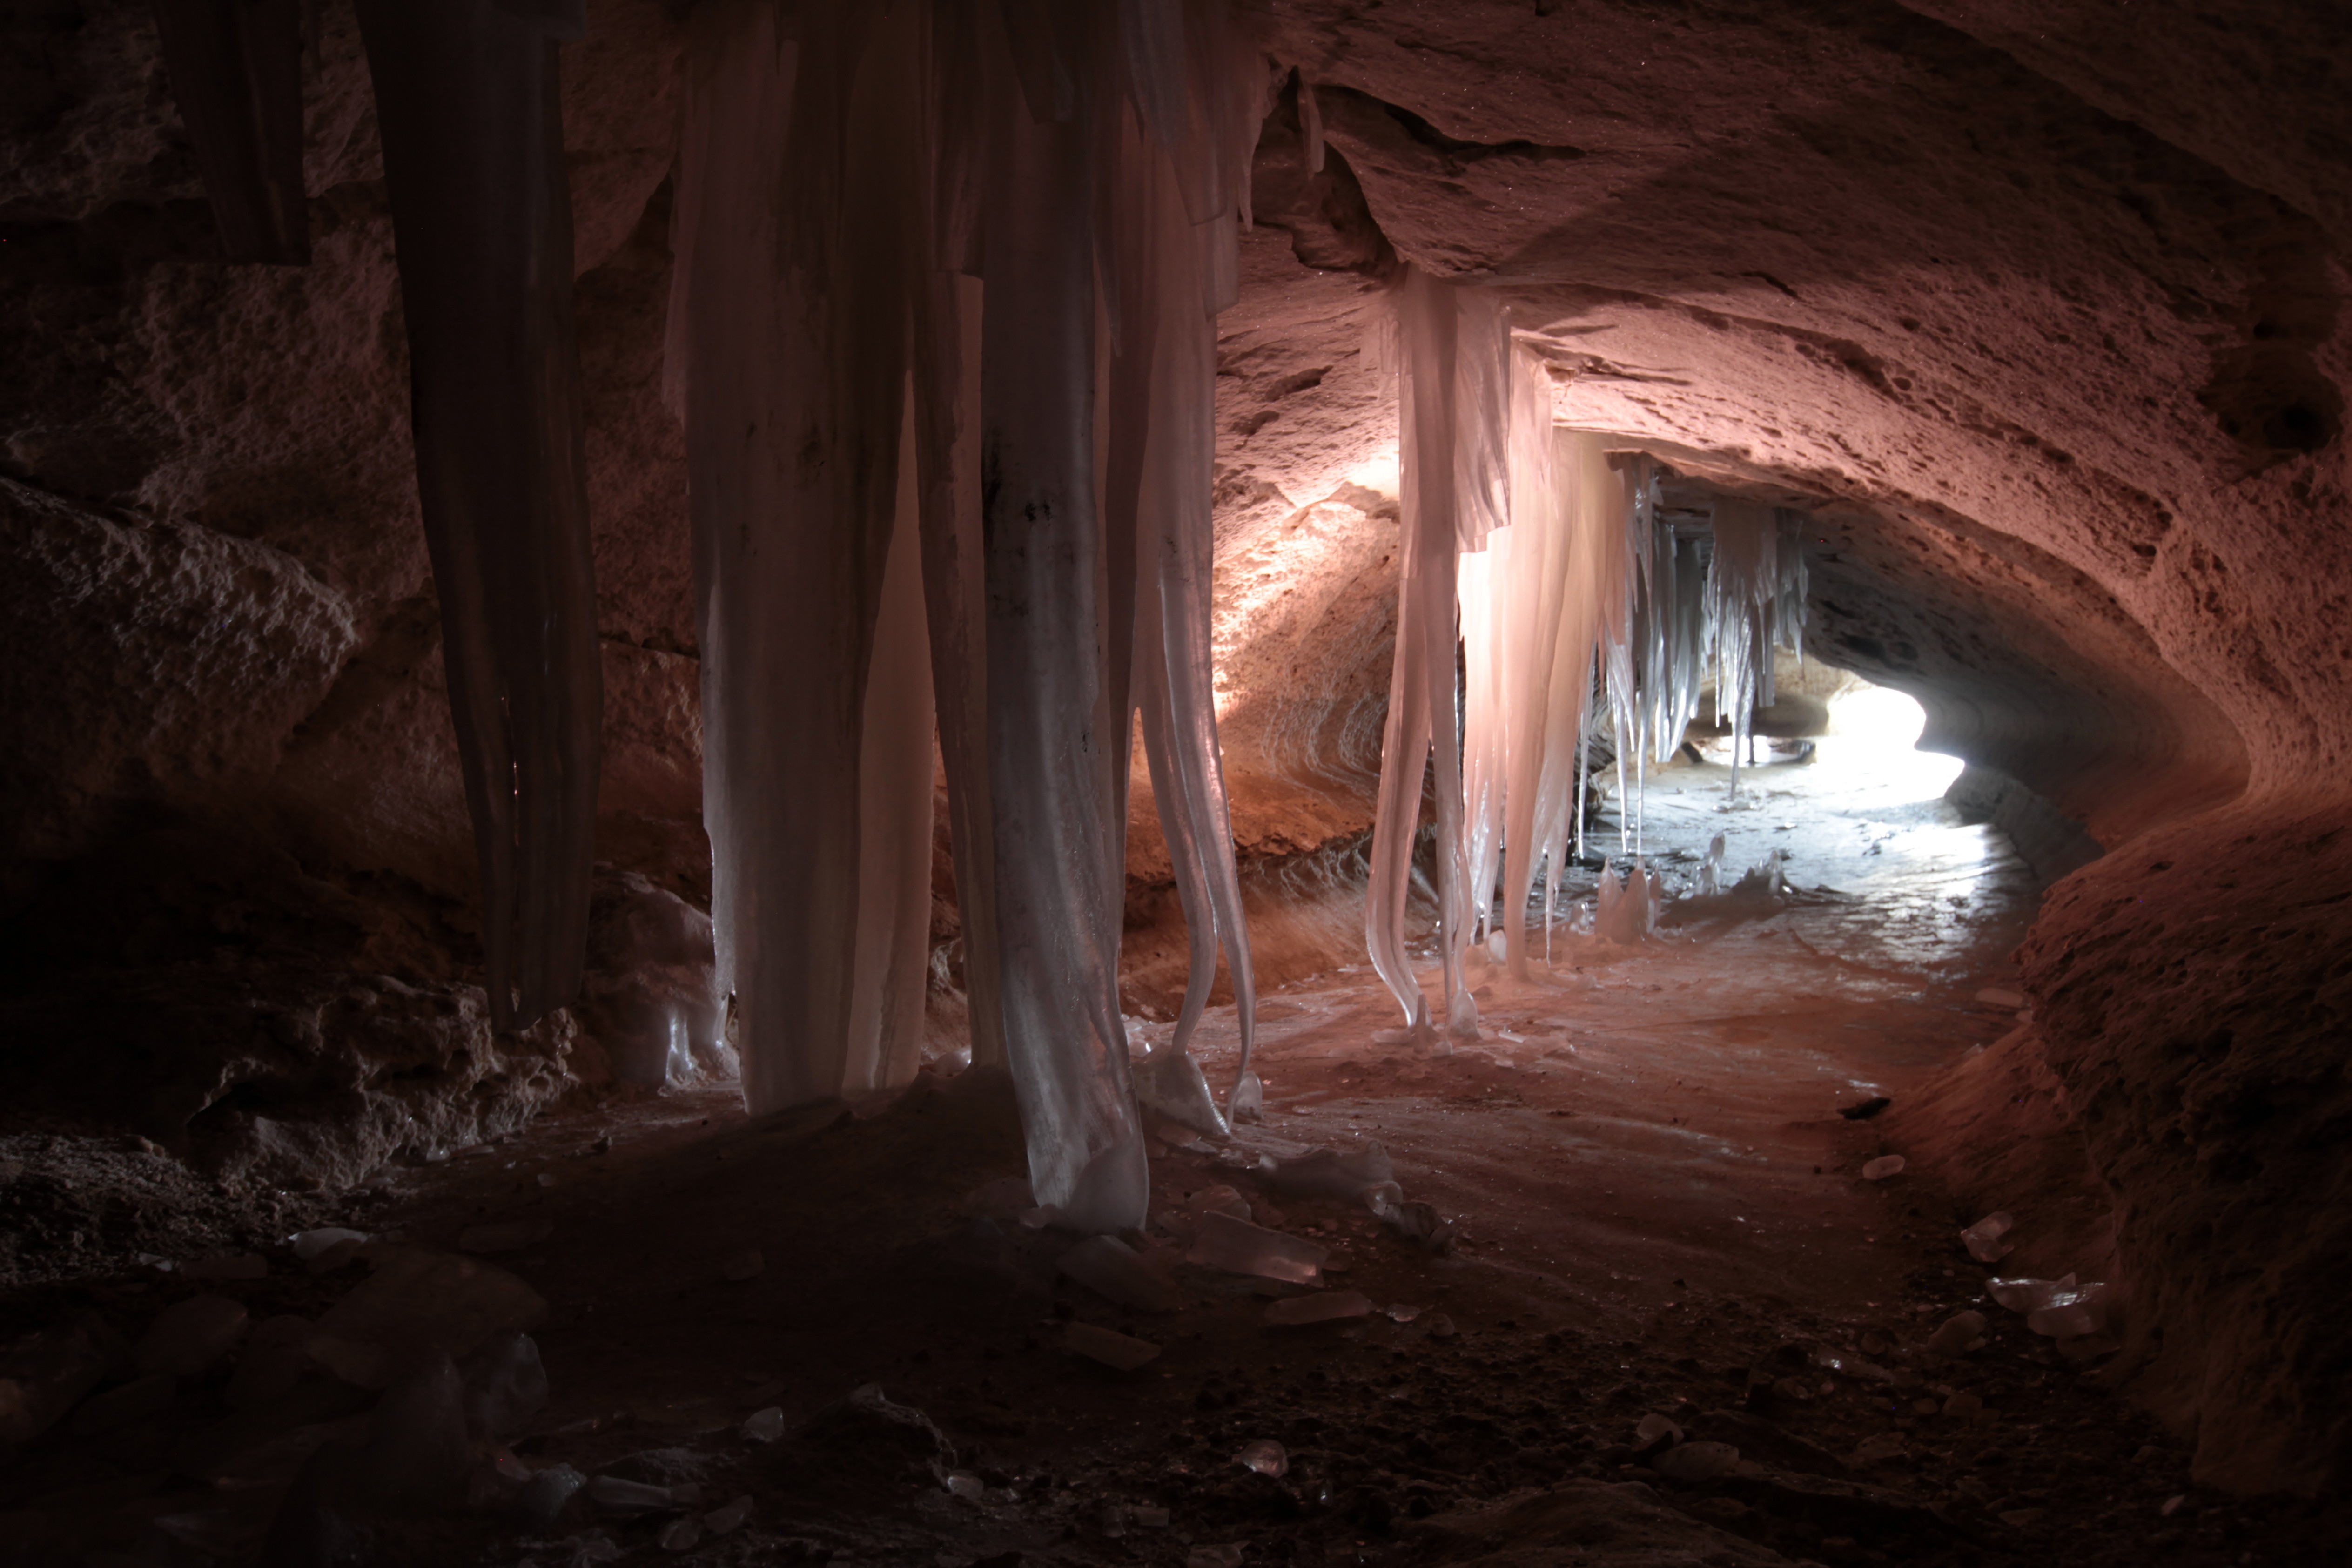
(1056, 1235, 1179, 1312)
(1861, 1155, 1907, 1181)
(1263, 1290, 1374, 1327)
(1960, 1212, 2015, 1263)
(507, 1463, 585, 1531)
(589, 1474, 677, 1515)
(1064, 1322, 1161, 1371)
(1185, 1211, 1328, 1284)
(1259, 1144, 1396, 1202)
(740, 1406, 785, 1444)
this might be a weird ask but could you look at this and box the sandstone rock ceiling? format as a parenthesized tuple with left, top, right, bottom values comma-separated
(1, 0, 2349, 1496)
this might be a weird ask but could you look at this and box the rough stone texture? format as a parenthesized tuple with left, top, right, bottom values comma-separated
(4, 0, 2351, 1500)
(0, 0, 691, 1185)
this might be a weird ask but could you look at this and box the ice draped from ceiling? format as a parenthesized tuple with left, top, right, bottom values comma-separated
(354, 0, 602, 1035)
(1367, 273, 1809, 1017)
(663, 0, 1263, 1230)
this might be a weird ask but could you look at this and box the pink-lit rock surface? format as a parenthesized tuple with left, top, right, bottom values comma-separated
(0, 0, 2347, 1503)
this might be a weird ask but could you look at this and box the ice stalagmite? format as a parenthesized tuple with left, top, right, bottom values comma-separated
(355, 0, 600, 1032)
(669, 2, 926, 1109)
(155, 0, 309, 263)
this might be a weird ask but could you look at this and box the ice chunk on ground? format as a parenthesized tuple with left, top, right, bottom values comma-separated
(590, 1475, 678, 1515)
(291, 1228, 370, 1262)
(508, 1463, 585, 1530)
(706, 1495, 753, 1534)
(658, 1515, 702, 1550)
(1057, 1235, 1179, 1312)
(138, 1294, 249, 1377)
(1065, 1322, 1160, 1371)
(1385, 1303, 1424, 1323)
(1185, 1211, 1327, 1284)
(1369, 1188, 1457, 1252)
(1861, 1155, 1907, 1181)
(740, 1406, 785, 1443)
(1233, 1439, 1288, 1477)
(1190, 1184, 1252, 1223)
(2027, 1279, 2109, 1339)
(1263, 1290, 1373, 1327)
(1987, 1274, 2072, 1313)
(1258, 1144, 1395, 1202)
(1961, 1212, 2015, 1263)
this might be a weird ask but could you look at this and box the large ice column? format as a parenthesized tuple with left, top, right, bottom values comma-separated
(355, 0, 600, 1032)
(1367, 268, 1493, 1043)
(669, 2, 926, 1110)
(154, 0, 309, 263)
(972, 9, 1149, 1229)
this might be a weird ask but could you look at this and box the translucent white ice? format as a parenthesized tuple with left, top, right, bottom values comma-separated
(667, 3, 1263, 1232)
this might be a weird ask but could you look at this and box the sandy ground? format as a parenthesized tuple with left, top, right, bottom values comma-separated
(3, 727, 2345, 1565)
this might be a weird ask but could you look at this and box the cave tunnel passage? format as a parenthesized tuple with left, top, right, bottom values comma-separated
(7, 0, 2352, 1564)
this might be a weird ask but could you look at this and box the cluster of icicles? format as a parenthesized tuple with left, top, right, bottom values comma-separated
(1366, 271, 1808, 1046)
(162, 0, 1267, 1233)
(159, 0, 1803, 1231)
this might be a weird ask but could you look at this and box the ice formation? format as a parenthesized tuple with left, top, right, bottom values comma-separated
(664, 1, 1262, 1230)
(355, 0, 604, 1033)
(1364, 270, 1810, 997)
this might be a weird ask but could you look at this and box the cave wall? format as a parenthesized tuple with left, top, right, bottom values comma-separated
(3, 0, 2350, 1497)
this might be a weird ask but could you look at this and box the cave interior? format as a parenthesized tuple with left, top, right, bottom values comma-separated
(1, 2, 2349, 1566)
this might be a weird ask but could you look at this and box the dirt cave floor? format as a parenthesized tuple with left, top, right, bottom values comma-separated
(5, 748, 2351, 1567)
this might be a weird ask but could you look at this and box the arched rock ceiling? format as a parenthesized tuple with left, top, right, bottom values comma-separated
(1218, 0, 2352, 1495)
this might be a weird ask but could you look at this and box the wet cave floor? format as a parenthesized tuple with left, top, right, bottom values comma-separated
(6, 745, 2349, 1566)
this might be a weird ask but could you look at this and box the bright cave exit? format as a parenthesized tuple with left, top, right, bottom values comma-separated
(1414, 661, 1994, 979)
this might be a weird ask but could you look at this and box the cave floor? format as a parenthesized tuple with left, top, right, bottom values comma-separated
(5, 749, 2346, 1566)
